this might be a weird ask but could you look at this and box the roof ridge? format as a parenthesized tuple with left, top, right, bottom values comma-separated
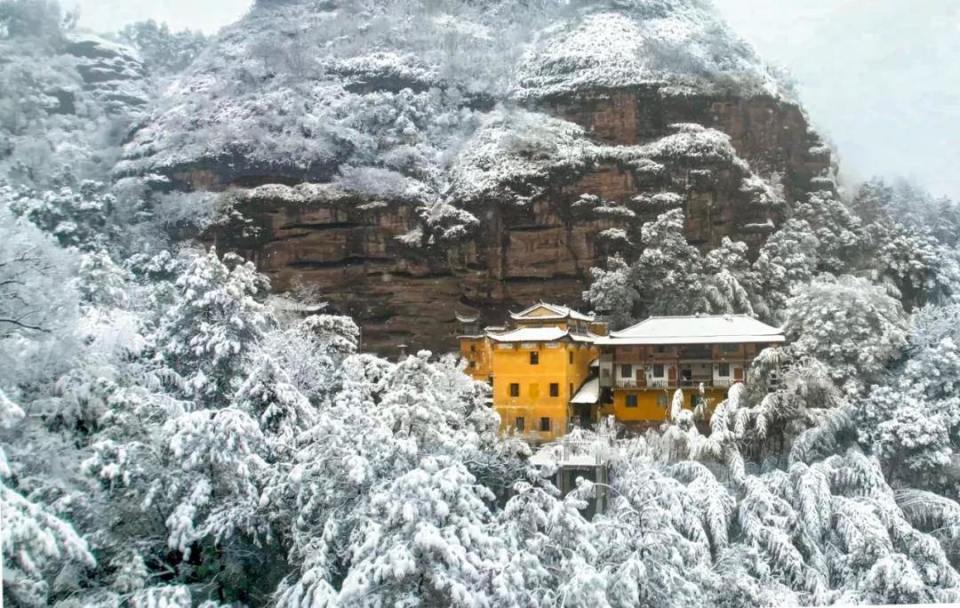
(511, 301, 595, 321)
(643, 314, 758, 320)
(488, 325, 577, 343)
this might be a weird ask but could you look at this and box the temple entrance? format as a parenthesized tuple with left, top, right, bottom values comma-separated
(574, 403, 595, 430)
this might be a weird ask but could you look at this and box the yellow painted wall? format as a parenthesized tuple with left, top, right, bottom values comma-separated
(605, 390, 670, 422)
(459, 337, 493, 382)
(603, 387, 728, 423)
(491, 341, 598, 442)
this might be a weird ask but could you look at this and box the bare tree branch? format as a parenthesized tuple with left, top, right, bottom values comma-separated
(0, 317, 50, 333)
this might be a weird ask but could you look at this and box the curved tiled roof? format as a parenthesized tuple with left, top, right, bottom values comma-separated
(509, 302, 595, 322)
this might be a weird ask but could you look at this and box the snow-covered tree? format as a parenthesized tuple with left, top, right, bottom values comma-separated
(0, 191, 81, 390)
(785, 275, 908, 395)
(1, 388, 96, 607)
(338, 459, 501, 607)
(235, 354, 317, 455)
(8, 180, 117, 250)
(703, 237, 760, 317)
(586, 210, 765, 326)
(793, 190, 865, 275)
(115, 19, 207, 75)
(751, 218, 819, 321)
(493, 478, 603, 606)
(631, 209, 707, 316)
(154, 249, 274, 406)
(0, 217, 75, 337)
(854, 303, 960, 493)
(584, 255, 640, 330)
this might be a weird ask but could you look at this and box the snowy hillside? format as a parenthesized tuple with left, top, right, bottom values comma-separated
(117, 0, 790, 196)
(0, 7, 204, 188)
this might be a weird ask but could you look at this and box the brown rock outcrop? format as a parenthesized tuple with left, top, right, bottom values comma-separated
(213, 85, 829, 355)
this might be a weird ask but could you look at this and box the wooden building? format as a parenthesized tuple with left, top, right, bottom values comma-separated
(595, 315, 785, 426)
(459, 307, 784, 441)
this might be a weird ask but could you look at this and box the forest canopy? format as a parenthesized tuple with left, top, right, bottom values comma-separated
(2, 0, 960, 607)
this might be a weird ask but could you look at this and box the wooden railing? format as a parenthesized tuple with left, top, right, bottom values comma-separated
(614, 377, 738, 390)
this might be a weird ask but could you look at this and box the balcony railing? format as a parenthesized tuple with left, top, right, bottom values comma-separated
(679, 376, 715, 388)
(614, 377, 738, 390)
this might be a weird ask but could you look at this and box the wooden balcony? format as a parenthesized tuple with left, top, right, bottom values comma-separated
(614, 377, 737, 390)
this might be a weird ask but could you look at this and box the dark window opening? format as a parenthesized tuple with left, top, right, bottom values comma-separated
(621, 364, 632, 378)
(539, 417, 551, 432)
(509, 383, 520, 397)
(626, 394, 638, 408)
(530, 351, 539, 365)
(718, 363, 730, 377)
(653, 364, 664, 377)
(516, 416, 525, 431)
(549, 383, 559, 397)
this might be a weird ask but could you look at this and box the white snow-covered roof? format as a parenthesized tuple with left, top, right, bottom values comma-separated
(570, 332, 600, 343)
(488, 327, 570, 343)
(598, 315, 785, 345)
(488, 327, 601, 344)
(529, 451, 601, 467)
(528, 436, 610, 467)
(455, 310, 481, 323)
(267, 295, 327, 314)
(510, 302, 595, 322)
(571, 378, 600, 404)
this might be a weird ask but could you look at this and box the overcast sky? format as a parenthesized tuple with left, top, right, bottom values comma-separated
(68, 0, 960, 199)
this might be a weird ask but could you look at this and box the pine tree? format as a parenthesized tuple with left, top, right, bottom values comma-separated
(154, 249, 274, 407)
(786, 275, 908, 395)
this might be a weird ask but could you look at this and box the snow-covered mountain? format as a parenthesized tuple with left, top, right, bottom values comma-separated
(118, 0, 833, 352)
(119, 0, 800, 185)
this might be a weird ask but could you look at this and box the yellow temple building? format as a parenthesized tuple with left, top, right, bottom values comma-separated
(458, 303, 785, 442)
(458, 303, 606, 442)
(594, 315, 785, 426)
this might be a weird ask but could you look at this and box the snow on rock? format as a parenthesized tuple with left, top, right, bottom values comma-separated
(633, 191, 684, 208)
(232, 182, 353, 206)
(517, 12, 652, 98)
(64, 33, 150, 113)
(446, 109, 590, 207)
(609, 123, 749, 169)
(515, 2, 787, 100)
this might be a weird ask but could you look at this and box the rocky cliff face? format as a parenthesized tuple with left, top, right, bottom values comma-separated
(121, 0, 832, 354)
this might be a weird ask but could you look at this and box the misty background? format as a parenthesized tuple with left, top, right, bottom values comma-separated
(66, 0, 960, 199)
